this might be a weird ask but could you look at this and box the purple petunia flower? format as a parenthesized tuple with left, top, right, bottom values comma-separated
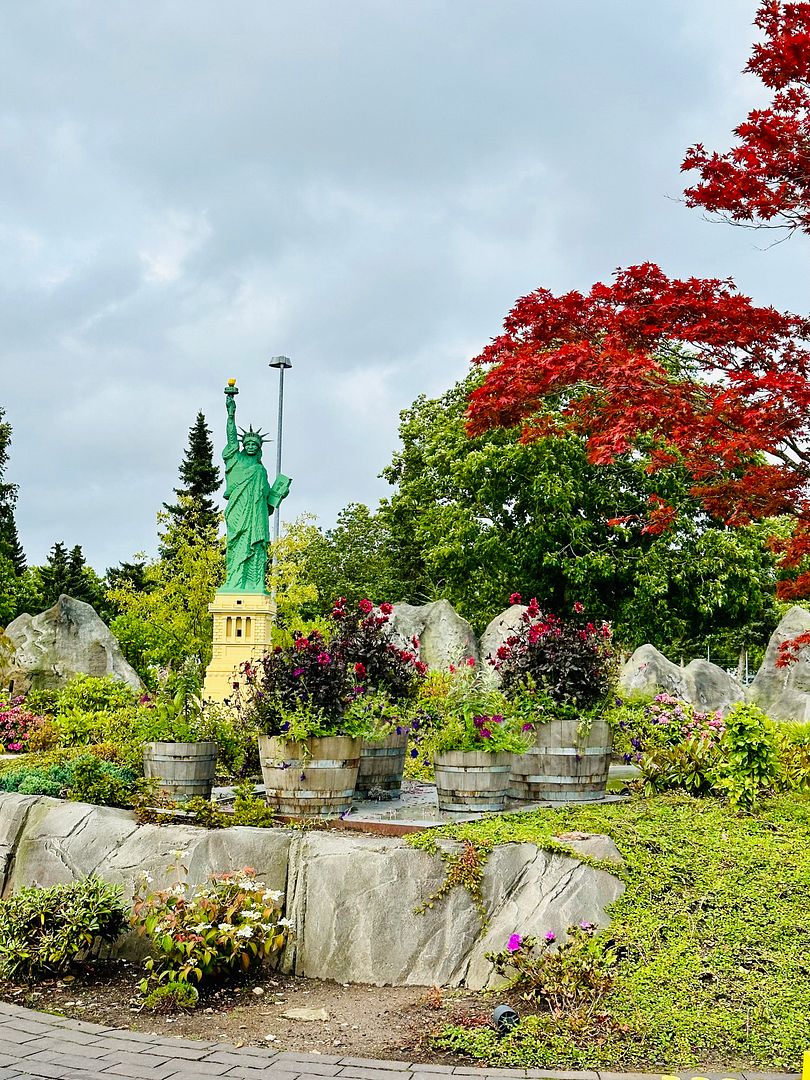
(507, 933, 523, 952)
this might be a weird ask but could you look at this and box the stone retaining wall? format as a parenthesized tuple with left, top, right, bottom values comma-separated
(0, 792, 624, 990)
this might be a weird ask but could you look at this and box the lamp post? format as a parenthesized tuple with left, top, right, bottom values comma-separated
(268, 355, 292, 552)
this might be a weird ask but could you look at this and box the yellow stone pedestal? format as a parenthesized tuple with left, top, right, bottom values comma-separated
(203, 591, 276, 703)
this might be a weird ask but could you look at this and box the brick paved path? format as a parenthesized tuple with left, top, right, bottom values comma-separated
(0, 1003, 799, 1080)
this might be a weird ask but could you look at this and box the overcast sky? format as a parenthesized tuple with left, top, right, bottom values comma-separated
(2, 1, 808, 571)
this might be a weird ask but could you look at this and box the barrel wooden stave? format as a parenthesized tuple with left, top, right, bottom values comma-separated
(259, 734, 362, 818)
(508, 719, 612, 804)
(355, 733, 408, 799)
(434, 750, 514, 812)
(143, 741, 218, 802)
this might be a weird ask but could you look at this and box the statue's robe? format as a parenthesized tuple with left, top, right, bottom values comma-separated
(222, 442, 272, 592)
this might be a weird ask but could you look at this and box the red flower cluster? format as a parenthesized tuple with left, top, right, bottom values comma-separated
(493, 601, 617, 709)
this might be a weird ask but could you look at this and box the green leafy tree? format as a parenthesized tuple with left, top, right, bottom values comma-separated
(380, 373, 780, 651)
(300, 503, 418, 612)
(163, 411, 222, 539)
(109, 506, 225, 681)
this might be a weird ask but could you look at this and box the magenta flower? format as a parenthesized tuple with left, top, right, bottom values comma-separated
(522, 723, 534, 732)
(509, 593, 522, 605)
(545, 930, 556, 943)
(507, 933, 523, 952)
(317, 652, 332, 666)
(480, 728, 492, 739)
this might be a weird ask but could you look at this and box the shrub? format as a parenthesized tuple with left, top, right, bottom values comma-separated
(0, 877, 127, 980)
(0, 698, 47, 752)
(486, 923, 617, 1016)
(638, 735, 722, 797)
(608, 694, 725, 763)
(715, 702, 780, 810)
(492, 600, 617, 710)
(143, 981, 199, 1012)
(775, 722, 810, 792)
(131, 866, 289, 998)
(0, 754, 138, 808)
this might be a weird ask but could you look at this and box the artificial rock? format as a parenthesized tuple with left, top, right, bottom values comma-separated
(0, 791, 623, 989)
(748, 605, 810, 722)
(2, 594, 142, 694)
(389, 599, 479, 669)
(618, 643, 745, 713)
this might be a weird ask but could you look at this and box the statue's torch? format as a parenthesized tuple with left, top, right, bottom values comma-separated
(225, 378, 239, 397)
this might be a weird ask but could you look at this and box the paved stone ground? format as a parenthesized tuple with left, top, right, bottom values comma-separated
(0, 1004, 800, 1080)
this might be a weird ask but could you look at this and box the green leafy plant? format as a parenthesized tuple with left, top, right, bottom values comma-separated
(427, 665, 532, 755)
(638, 735, 721, 797)
(487, 923, 617, 1016)
(715, 701, 780, 810)
(0, 877, 127, 980)
(131, 865, 289, 998)
(142, 980, 200, 1012)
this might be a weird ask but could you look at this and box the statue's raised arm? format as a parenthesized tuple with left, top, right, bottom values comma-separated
(224, 380, 239, 455)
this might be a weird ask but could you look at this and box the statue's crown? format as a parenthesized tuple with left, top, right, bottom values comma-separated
(238, 424, 270, 444)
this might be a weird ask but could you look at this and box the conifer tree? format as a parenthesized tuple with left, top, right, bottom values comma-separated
(164, 411, 222, 535)
(0, 407, 25, 575)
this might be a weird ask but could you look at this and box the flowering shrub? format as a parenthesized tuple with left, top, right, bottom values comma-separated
(492, 600, 617, 710)
(0, 698, 46, 753)
(131, 866, 289, 999)
(235, 598, 425, 740)
(609, 693, 725, 764)
(426, 666, 532, 755)
(486, 922, 616, 1015)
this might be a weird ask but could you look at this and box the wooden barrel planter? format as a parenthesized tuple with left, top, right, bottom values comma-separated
(433, 750, 514, 812)
(258, 734, 362, 818)
(142, 741, 218, 801)
(355, 732, 408, 800)
(507, 719, 612, 805)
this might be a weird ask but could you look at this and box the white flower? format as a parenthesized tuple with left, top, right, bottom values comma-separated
(236, 926, 253, 938)
(263, 890, 283, 903)
(241, 910, 261, 920)
(191, 922, 212, 933)
(218, 922, 234, 931)
(144, 873, 154, 884)
(277, 918, 292, 928)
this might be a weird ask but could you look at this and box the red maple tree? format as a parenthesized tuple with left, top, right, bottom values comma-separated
(466, 4, 810, 602)
(682, 1, 810, 234)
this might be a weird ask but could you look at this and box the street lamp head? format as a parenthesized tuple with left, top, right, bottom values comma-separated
(269, 355, 292, 370)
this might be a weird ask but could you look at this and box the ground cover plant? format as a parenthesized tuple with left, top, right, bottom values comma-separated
(409, 792, 810, 1071)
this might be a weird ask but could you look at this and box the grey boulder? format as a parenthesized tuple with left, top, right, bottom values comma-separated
(2, 594, 142, 694)
(748, 605, 810, 722)
(618, 644, 745, 713)
(389, 599, 478, 669)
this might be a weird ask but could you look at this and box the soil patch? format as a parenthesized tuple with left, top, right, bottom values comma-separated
(0, 962, 492, 1064)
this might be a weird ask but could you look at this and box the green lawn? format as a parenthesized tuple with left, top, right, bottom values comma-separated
(411, 794, 810, 1072)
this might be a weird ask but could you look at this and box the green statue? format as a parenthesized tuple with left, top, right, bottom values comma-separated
(220, 381, 292, 593)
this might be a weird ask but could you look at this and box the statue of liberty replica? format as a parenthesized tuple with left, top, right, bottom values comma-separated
(204, 379, 291, 701)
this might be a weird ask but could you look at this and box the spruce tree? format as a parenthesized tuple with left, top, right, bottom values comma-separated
(0, 408, 25, 574)
(164, 411, 222, 534)
(39, 541, 70, 607)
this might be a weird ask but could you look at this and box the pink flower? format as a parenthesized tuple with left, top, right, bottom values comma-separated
(544, 930, 556, 943)
(507, 933, 523, 952)
(467, 657, 476, 667)
(521, 723, 534, 732)
(509, 593, 522, 605)
(573, 601, 585, 614)
(380, 602, 393, 615)
(359, 599, 374, 613)
(480, 728, 492, 739)
(317, 652, 332, 666)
